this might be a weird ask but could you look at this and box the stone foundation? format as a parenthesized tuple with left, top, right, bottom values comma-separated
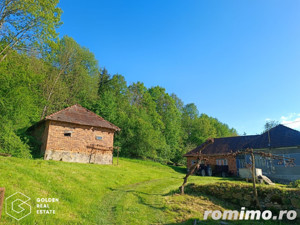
(44, 150, 113, 165)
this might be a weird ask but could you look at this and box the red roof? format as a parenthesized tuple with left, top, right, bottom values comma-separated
(44, 104, 120, 131)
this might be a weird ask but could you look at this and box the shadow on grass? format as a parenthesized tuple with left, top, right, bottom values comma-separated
(183, 188, 238, 211)
(163, 184, 241, 215)
(168, 165, 188, 174)
(163, 177, 244, 197)
(164, 218, 199, 225)
(164, 218, 296, 225)
(164, 218, 251, 225)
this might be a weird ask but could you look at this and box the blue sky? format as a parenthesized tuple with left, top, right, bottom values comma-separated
(58, 0, 300, 135)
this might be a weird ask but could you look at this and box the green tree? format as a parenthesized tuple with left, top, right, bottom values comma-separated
(149, 86, 182, 162)
(98, 68, 111, 96)
(181, 103, 237, 153)
(0, 51, 45, 157)
(41, 36, 99, 118)
(264, 120, 279, 133)
(0, 0, 62, 62)
(124, 82, 167, 160)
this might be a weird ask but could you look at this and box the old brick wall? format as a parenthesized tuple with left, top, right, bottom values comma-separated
(187, 155, 237, 175)
(44, 121, 114, 164)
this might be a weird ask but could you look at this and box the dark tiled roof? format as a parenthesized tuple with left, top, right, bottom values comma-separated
(184, 125, 300, 156)
(45, 104, 120, 131)
(184, 135, 259, 156)
(245, 124, 300, 149)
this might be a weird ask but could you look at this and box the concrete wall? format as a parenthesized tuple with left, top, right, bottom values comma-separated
(239, 168, 262, 179)
(43, 120, 115, 165)
(237, 147, 300, 182)
(257, 148, 300, 182)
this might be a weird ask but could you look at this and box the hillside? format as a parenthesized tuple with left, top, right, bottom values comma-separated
(0, 157, 293, 224)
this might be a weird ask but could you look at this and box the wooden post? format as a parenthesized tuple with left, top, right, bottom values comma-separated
(113, 146, 120, 166)
(117, 147, 119, 166)
(0, 187, 5, 220)
(250, 149, 261, 210)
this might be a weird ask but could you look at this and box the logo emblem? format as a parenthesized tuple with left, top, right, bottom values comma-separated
(5, 192, 31, 221)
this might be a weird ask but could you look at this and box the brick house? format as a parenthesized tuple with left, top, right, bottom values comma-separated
(184, 135, 259, 175)
(29, 104, 120, 164)
(184, 125, 300, 181)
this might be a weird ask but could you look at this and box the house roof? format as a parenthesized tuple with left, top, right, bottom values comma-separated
(184, 125, 300, 156)
(41, 104, 120, 131)
(184, 135, 259, 156)
(245, 124, 300, 149)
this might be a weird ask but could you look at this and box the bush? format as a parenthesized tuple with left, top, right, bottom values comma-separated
(0, 122, 32, 158)
(289, 180, 300, 188)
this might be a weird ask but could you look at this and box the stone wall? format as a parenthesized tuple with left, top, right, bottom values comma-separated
(44, 149, 112, 164)
(44, 120, 115, 164)
(187, 155, 237, 175)
(186, 182, 300, 216)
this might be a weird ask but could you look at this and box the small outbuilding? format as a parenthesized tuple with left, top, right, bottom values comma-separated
(29, 104, 120, 164)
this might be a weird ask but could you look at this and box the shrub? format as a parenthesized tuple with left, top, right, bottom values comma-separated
(0, 122, 32, 158)
(289, 180, 300, 188)
(186, 182, 300, 211)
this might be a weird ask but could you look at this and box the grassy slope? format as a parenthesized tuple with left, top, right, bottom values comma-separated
(0, 157, 292, 225)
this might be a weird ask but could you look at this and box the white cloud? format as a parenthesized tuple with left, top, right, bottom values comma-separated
(280, 113, 300, 130)
(280, 116, 287, 120)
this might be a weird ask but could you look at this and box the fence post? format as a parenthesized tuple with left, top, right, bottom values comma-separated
(0, 187, 5, 220)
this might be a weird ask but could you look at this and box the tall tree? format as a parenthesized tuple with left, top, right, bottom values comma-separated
(40, 36, 99, 118)
(0, 0, 62, 62)
(98, 68, 111, 96)
(149, 86, 182, 162)
(264, 120, 279, 133)
(0, 51, 45, 157)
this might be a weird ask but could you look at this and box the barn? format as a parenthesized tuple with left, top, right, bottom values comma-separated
(29, 104, 120, 164)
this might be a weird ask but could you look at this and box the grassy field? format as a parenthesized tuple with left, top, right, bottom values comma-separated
(0, 157, 295, 224)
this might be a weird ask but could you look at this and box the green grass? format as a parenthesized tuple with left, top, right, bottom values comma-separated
(0, 157, 294, 224)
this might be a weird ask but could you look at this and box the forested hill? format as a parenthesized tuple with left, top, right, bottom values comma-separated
(0, 1, 237, 164)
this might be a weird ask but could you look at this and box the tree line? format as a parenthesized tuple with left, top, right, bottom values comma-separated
(0, 0, 237, 163)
